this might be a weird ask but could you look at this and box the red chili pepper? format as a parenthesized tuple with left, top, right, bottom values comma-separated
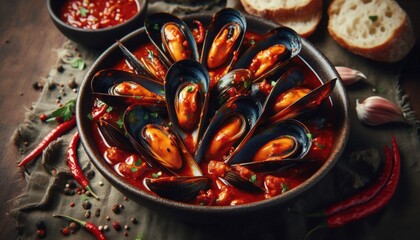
(193, 20, 204, 44)
(17, 117, 77, 167)
(305, 137, 401, 237)
(67, 132, 99, 200)
(53, 214, 107, 240)
(323, 144, 393, 215)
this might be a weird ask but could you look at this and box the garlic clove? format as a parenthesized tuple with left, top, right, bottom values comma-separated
(336, 66, 367, 86)
(356, 96, 406, 126)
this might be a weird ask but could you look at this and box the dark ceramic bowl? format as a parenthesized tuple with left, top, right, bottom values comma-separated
(47, 0, 148, 49)
(76, 12, 350, 219)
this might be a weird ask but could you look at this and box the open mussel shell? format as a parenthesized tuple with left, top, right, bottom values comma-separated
(91, 69, 166, 108)
(200, 8, 246, 70)
(195, 96, 262, 163)
(267, 78, 337, 124)
(145, 176, 210, 201)
(123, 104, 203, 176)
(97, 118, 136, 153)
(165, 59, 210, 152)
(228, 119, 312, 165)
(117, 41, 168, 83)
(233, 157, 313, 174)
(211, 68, 253, 109)
(221, 170, 264, 193)
(235, 27, 302, 82)
(145, 13, 199, 65)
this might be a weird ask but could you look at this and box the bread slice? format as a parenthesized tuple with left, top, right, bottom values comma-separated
(271, 9, 322, 38)
(240, 0, 323, 37)
(328, 0, 415, 62)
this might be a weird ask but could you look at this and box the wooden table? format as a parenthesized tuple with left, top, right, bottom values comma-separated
(0, 0, 419, 239)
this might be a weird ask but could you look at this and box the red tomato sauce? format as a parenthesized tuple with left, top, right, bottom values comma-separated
(89, 26, 336, 206)
(60, 0, 138, 29)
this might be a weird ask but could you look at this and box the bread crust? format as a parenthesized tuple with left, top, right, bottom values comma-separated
(240, 0, 323, 37)
(327, 0, 415, 62)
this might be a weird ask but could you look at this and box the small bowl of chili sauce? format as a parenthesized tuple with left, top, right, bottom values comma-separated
(47, 0, 148, 49)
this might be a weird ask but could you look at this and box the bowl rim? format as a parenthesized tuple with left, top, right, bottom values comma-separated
(46, 0, 148, 33)
(76, 11, 350, 215)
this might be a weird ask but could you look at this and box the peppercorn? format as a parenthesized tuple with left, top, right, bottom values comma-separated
(35, 220, 46, 229)
(86, 169, 95, 179)
(61, 226, 70, 236)
(106, 216, 111, 221)
(85, 210, 91, 218)
(95, 208, 101, 217)
(69, 221, 80, 232)
(112, 221, 121, 231)
(82, 200, 92, 210)
(112, 204, 121, 214)
(36, 228, 45, 238)
(130, 217, 137, 224)
(63, 188, 75, 196)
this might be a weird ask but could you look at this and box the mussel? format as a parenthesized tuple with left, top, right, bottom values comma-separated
(211, 68, 253, 109)
(97, 118, 136, 153)
(201, 8, 246, 71)
(91, 69, 166, 107)
(235, 27, 302, 82)
(228, 119, 312, 165)
(117, 41, 168, 82)
(165, 60, 210, 153)
(123, 104, 203, 176)
(145, 176, 210, 201)
(145, 13, 199, 65)
(195, 96, 261, 163)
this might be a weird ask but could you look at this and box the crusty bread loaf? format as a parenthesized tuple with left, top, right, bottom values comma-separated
(328, 0, 415, 62)
(240, 0, 323, 37)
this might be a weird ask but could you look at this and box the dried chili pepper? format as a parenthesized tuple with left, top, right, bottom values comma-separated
(192, 20, 204, 44)
(305, 138, 400, 237)
(323, 144, 393, 215)
(67, 132, 99, 200)
(17, 117, 76, 167)
(66, 104, 107, 200)
(53, 214, 107, 240)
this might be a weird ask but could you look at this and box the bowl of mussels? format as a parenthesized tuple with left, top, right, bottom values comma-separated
(76, 8, 350, 218)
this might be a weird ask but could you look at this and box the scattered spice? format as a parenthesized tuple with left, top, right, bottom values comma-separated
(112, 221, 121, 231)
(54, 214, 107, 240)
(36, 228, 46, 238)
(86, 169, 95, 179)
(95, 208, 101, 217)
(130, 217, 137, 224)
(85, 210, 91, 218)
(112, 204, 121, 214)
(82, 200, 92, 209)
(60, 226, 70, 236)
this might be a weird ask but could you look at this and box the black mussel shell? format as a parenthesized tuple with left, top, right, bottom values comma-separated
(220, 170, 264, 193)
(234, 157, 314, 174)
(228, 119, 312, 165)
(117, 41, 168, 83)
(235, 27, 302, 82)
(195, 96, 261, 163)
(165, 59, 210, 151)
(91, 69, 166, 108)
(145, 13, 199, 65)
(268, 78, 337, 124)
(145, 176, 210, 201)
(200, 8, 246, 70)
(97, 118, 136, 153)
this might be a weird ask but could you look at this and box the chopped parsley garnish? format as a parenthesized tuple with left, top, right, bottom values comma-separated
(135, 96, 141, 99)
(250, 39, 255, 45)
(249, 174, 257, 183)
(79, 7, 89, 17)
(135, 159, 142, 166)
(150, 112, 158, 118)
(116, 116, 124, 129)
(143, 113, 149, 120)
(315, 142, 326, 149)
(244, 80, 249, 89)
(153, 23, 159, 30)
(152, 173, 160, 178)
(271, 80, 276, 86)
(281, 183, 290, 193)
(368, 15, 378, 22)
(131, 167, 138, 172)
(106, 106, 113, 113)
(306, 133, 313, 141)
(50, 99, 76, 121)
(87, 113, 93, 120)
(187, 86, 194, 92)
(70, 57, 86, 70)
(147, 49, 155, 62)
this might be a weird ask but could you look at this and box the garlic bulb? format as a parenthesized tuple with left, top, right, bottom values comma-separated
(356, 96, 406, 126)
(336, 66, 367, 86)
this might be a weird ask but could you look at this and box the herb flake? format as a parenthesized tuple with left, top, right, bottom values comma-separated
(79, 7, 89, 17)
(249, 174, 257, 183)
(369, 15, 378, 22)
(70, 57, 86, 70)
(51, 99, 76, 121)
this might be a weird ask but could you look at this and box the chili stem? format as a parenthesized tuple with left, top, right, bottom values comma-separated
(18, 117, 76, 167)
